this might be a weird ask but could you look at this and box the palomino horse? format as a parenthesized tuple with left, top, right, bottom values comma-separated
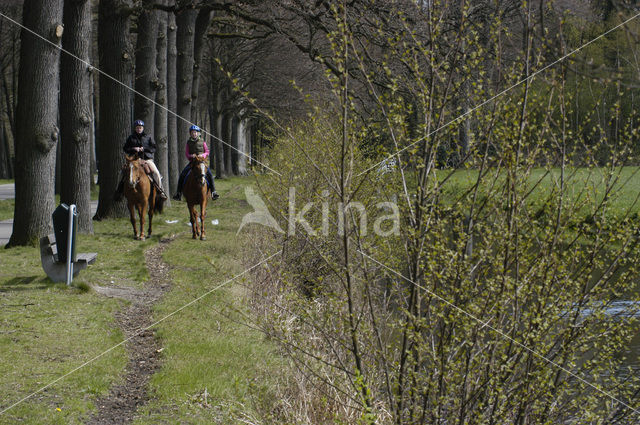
(123, 154, 164, 240)
(183, 155, 210, 240)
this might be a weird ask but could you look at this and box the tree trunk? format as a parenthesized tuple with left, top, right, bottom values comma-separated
(223, 113, 233, 175)
(230, 115, 239, 175)
(214, 98, 225, 177)
(175, 5, 198, 169)
(0, 120, 9, 178)
(167, 11, 179, 194)
(133, 0, 159, 129)
(92, 48, 99, 187)
(60, 0, 93, 234)
(0, 29, 18, 176)
(0, 29, 19, 146)
(94, 0, 133, 220)
(90, 73, 97, 191)
(237, 117, 249, 175)
(208, 97, 222, 178)
(154, 8, 170, 199)
(189, 8, 212, 121)
(7, 0, 64, 247)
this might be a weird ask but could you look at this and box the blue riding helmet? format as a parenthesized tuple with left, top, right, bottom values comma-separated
(189, 125, 201, 132)
(134, 119, 144, 127)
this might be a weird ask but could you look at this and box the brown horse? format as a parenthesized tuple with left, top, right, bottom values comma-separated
(183, 155, 209, 240)
(123, 155, 164, 240)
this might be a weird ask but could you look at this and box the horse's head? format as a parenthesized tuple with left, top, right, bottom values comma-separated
(189, 156, 207, 187)
(125, 154, 145, 187)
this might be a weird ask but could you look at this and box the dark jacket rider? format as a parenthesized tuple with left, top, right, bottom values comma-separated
(114, 119, 167, 201)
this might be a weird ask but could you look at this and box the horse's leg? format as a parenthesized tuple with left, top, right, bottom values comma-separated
(188, 203, 198, 239)
(138, 201, 147, 240)
(128, 202, 138, 239)
(148, 188, 155, 236)
(200, 197, 207, 241)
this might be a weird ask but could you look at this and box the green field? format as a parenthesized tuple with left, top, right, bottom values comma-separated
(431, 165, 640, 223)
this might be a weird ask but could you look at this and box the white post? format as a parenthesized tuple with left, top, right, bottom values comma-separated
(66, 204, 75, 286)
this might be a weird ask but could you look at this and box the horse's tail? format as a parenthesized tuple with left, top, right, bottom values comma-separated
(153, 189, 165, 214)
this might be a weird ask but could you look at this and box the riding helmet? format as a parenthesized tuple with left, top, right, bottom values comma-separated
(134, 119, 145, 127)
(189, 125, 201, 132)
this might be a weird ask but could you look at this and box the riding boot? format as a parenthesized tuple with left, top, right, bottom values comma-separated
(206, 172, 218, 200)
(152, 177, 168, 200)
(173, 171, 186, 201)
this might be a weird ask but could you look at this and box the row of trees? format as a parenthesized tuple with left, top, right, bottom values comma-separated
(2, 0, 328, 246)
(3, 0, 640, 247)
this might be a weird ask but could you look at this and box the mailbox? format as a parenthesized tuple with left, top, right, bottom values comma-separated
(52, 203, 77, 263)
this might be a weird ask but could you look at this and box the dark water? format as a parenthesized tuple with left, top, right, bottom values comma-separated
(587, 301, 640, 372)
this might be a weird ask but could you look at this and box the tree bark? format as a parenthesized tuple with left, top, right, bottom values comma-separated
(237, 117, 249, 175)
(189, 7, 212, 120)
(167, 10, 179, 193)
(60, 0, 94, 234)
(7, 0, 64, 247)
(154, 8, 170, 198)
(230, 115, 239, 175)
(94, 0, 133, 220)
(208, 94, 223, 178)
(0, 120, 9, 178)
(215, 99, 226, 177)
(223, 113, 232, 175)
(133, 0, 159, 129)
(0, 21, 18, 178)
(175, 5, 198, 169)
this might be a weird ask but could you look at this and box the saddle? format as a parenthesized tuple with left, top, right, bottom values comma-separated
(122, 159, 153, 178)
(141, 160, 152, 176)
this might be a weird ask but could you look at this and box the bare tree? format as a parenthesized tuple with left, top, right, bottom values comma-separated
(175, 2, 198, 169)
(190, 6, 212, 121)
(60, 0, 94, 234)
(0, 2, 20, 179)
(167, 8, 179, 193)
(133, 0, 159, 129)
(94, 0, 134, 220)
(154, 6, 170, 199)
(7, 0, 63, 247)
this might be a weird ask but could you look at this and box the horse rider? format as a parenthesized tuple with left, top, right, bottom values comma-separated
(115, 119, 168, 201)
(172, 124, 219, 201)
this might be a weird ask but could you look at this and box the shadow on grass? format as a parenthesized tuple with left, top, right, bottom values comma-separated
(0, 276, 50, 292)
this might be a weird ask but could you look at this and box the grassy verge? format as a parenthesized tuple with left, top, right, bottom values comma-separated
(0, 176, 286, 424)
(0, 187, 180, 423)
(0, 232, 134, 423)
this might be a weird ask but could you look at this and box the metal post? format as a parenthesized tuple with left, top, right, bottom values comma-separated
(66, 204, 76, 286)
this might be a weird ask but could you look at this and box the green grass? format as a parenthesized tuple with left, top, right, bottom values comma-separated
(0, 198, 13, 221)
(433, 165, 640, 220)
(0, 248, 126, 424)
(0, 176, 286, 424)
(134, 176, 285, 423)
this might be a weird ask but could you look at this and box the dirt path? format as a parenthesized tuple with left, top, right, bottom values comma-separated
(87, 236, 174, 425)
